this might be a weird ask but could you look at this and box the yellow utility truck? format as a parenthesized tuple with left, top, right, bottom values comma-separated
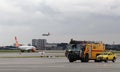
(65, 39, 105, 62)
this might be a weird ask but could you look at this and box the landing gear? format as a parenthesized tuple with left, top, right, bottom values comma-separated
(21, 50, 24, 52)
(27, 50, 31, 53)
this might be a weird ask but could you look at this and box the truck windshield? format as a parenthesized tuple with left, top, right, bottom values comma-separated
(67, 44, 84, 51)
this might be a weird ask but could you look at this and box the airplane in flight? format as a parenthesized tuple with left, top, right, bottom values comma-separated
(42, 32, 50, 36)
(14, 36, 36, 52)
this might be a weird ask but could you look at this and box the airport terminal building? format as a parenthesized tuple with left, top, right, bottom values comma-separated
(32, 39, 67, 50)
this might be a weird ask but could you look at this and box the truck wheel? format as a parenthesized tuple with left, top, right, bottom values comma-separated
(112, 57, 116, 63)
(81, 58, 85, 62)
(95, 59, 100, 62)
(104, 58, 108, 63)
(85, 54, 89, 62)
(94, 59, 102, 62)
(69, 59, 74, 63)
(68, 54, 74, 63)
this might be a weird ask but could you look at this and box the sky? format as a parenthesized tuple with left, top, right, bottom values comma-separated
(0, 0, 120, 45)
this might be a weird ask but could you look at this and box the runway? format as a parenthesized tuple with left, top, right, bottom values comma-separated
(0, 57, 120, 72)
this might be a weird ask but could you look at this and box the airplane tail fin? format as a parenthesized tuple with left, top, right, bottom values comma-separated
(15, 36, 20, 47)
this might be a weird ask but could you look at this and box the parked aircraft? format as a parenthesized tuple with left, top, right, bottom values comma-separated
(14, 36, 36, 52)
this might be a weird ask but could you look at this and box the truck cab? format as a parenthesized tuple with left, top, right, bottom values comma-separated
(65, 44, 85, 62)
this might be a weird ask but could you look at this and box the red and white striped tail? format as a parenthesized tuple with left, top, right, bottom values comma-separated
(14, 36, 20, 47)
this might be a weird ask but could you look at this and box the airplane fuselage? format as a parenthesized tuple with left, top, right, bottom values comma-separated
(18, 46, 35, 50)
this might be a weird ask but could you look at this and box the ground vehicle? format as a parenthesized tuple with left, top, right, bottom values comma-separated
(65, 39, 105, 62)
(96, 51, 117, 62)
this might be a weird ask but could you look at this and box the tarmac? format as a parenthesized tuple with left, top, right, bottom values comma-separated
(0, 53, 120, 72)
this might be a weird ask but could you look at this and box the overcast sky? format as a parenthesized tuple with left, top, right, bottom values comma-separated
(0, 0, 120, 45)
